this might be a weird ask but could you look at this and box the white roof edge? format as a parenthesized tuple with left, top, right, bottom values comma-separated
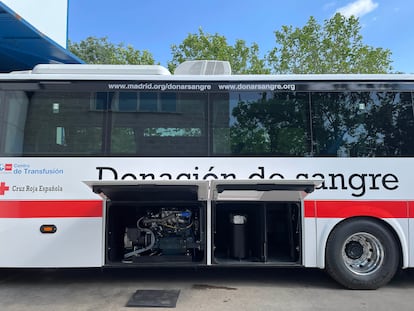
(2, 67, 414, 81)
(31, 64, 171, 75)
(143, 73, 414, 81)
(227, 73, 414, 80)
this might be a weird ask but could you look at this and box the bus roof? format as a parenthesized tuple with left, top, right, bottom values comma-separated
(0, 61, 413, 82)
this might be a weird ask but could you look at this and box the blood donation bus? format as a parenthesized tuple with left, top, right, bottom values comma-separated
(0, 60, 413, 289)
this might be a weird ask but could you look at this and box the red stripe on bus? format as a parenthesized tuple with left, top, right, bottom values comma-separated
(304, 200, 411, 218)
(0, 200, 412, 219)
(304, 201, 316, 217)
(409, 201, 414, 218)
(0, 200, 103, 218)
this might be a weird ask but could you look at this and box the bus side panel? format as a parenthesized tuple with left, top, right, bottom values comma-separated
(409, 201, 414, 267)
(383, 218, 409, 268)
(0, 218, 103, 267)
(302, 209, 317, 267)
(410, 218, 414, 267)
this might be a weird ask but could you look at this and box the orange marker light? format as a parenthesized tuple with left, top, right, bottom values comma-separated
(40, 225, 57, 234)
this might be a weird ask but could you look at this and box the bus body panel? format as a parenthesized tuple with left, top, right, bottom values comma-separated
(410, 217, 414, 267)
(302, 216, 318, 267)
(0, 217, 103, 267)
(0, 157, 413, 268)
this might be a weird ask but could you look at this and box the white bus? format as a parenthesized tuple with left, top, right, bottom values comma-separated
(0, 60, 413, 289)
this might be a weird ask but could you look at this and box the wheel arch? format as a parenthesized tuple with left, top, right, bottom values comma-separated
(317, 216, 407, 269)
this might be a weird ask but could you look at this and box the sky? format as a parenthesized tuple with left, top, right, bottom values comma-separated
(68, 0, 413, 73)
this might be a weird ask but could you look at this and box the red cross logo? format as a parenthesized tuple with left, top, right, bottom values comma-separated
(0, 182, 9, 195)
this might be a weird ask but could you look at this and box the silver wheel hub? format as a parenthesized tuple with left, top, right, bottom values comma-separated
(342, 232, 384, 275)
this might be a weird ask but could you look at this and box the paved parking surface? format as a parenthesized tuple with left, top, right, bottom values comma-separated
(0, 267, 414, 310)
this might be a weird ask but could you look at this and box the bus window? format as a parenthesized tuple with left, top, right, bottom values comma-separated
(118, 92, 138, 111)
(111, 127, 136, 154)
(139, 92, 157, 112)
(211, 91, 311, 156)
(109, 92, 208, 155)
(23, 92, 104, 155)
(311, 91, 414, 157)
(0, 90, 29, 156)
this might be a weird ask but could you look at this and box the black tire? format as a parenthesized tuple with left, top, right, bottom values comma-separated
(325, 218, 400, 289)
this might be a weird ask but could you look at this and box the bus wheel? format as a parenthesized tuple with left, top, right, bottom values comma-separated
(325, 218, 399, 289)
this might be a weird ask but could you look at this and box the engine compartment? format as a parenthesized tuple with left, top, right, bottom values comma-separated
(107, 203, 205, 264)
(104, 185, 206, 265)
(122, 207, 202, 262)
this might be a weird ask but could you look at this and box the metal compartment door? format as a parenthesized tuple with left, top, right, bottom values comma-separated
(84, 180, 209, 202)
(211, 179, 319, 202)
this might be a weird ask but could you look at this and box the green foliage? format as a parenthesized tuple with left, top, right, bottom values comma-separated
(68, 36, 155, 65)
(68, 14, 394, 74)
(168, 28, 269, 74)
(267, 14, 393, 74)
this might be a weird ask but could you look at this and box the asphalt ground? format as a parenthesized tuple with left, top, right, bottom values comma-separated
(0, 267, 414, 311)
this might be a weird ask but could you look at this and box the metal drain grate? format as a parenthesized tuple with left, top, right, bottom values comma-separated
(126, 289, 180, 308)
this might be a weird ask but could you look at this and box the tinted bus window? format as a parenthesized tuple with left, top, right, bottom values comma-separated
(110, 92, 208, 155)
(211, 91, 311, 156)
(1, 84, 413, 158)
(24, 91, 104, 155)
(0, 90, 104, 156)
(311, 91, 414, 157)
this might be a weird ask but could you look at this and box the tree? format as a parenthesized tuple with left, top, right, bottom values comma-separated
(68, 36, 155, 65)
(168, 28, 269, 74)
(267, 13, 393, 74)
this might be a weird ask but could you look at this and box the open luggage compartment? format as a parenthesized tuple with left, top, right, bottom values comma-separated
(90, 181, 207, 266)
(211, 180, 317, 266)
(85, 179, 319, 268)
